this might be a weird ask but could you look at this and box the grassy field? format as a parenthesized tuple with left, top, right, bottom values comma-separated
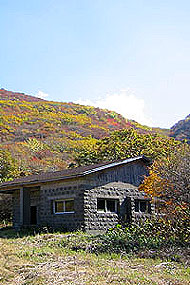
(0, 228, 189, 285)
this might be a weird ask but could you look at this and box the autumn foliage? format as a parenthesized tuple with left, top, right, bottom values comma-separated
(139, 144, 190, 224)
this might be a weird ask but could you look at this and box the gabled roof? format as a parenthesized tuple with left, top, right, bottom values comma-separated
(0, 156, 151, 192)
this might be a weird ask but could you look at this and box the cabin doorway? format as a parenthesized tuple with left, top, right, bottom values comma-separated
(30, 206, 37, 225)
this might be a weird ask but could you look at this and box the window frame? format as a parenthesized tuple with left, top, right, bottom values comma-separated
(53, 199, 75, 214)
(97, 198, 119, 213)
(134, 199, 151, 214)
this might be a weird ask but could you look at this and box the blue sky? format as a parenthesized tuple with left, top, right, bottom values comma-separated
(1, 0, 190, 128)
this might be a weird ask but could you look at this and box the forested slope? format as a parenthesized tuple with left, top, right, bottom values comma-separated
(0, 88, 164, 175)
(0, 88, 186, 178)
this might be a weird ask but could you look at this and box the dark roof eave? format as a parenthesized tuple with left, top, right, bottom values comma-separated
(0, 155, 152, 193)
(0, 172, 85, 192)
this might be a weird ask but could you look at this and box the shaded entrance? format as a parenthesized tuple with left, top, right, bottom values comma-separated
(30, 206, 37, 225)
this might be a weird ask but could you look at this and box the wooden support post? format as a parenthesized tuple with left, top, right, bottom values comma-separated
(20, 187, 24, 226)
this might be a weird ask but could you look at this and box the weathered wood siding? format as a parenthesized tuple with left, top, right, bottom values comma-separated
(86, 160, 148, 187)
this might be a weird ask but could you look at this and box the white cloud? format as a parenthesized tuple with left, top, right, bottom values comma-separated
(35, 90, 49, 99)
(75, 89, 153, 126)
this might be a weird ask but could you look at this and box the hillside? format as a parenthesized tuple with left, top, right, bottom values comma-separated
(170, 114, 190, 143)
(0, 88, 44, 102)
(0, 88, 151, 143)
(0, 89, 159, 174)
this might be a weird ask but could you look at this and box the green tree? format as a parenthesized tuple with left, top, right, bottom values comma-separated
(0, 148, 20, 222)
(0, 148, 20, 182)
(74, 128, 181, 166)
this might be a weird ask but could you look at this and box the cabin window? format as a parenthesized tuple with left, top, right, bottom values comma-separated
(54, 199, 74, 214)
(97, 199, 119, 213)
(134, 199, 151, 214)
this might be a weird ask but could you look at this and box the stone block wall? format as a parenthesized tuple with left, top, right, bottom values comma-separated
(83, 182, 145, 232)
(39, 178, 87, 231)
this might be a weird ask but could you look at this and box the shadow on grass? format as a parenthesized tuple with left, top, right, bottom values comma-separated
(0, 224, 70, 239)
(0, 225, 48, 239)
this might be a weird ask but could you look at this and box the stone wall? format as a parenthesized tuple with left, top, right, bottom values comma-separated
(39, 178, 87, 231)
(83, 182, 152, 232)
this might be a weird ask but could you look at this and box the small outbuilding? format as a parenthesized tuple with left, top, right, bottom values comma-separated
(0, 156, 153, 232)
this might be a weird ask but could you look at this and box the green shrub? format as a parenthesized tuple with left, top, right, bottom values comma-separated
(90, 217, 189, 255)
